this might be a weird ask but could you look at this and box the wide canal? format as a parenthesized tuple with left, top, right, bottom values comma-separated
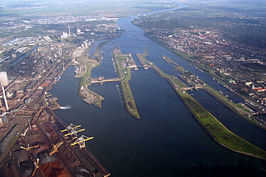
(50, 11, 266, 177)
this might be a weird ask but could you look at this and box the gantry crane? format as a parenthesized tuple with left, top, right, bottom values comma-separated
(61, 123, 85, 139)
(61, 123, 81, 133)
(64, 128, 85, 137)
(49, 141, 63, 156)
(20, 144, 40, 151)
(71, 135, 93, 149)
(32, 158, 39, 176)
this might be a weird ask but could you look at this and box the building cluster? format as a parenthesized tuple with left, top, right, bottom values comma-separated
(0, 14, 122, 176)
(146, 27, 266, 109)
(0, 15, 121, 66)
(29, 16, 118, 25)
(0, 16, 117, 27)
(0, 42, 69, 113)
(0, 36, 52, 64)
(120, 53, 137, 69)
(0, 13, 121, 140)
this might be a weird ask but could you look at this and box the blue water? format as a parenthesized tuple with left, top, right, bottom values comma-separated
(50, 9, 266, 177)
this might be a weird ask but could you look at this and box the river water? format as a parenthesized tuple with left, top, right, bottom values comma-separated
(50, 10, 266, 177)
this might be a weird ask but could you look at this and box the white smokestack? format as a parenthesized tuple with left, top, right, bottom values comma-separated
(0, 72, 8, 86)
(0, 72, 9, 111)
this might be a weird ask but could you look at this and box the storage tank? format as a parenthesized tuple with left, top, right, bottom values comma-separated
(0, 72, 8, 86)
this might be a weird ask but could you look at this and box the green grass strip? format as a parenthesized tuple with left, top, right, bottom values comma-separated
(177, 90, 266, 160)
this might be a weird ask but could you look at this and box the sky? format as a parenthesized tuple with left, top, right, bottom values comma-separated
(1, 0, 266, 13)
(1, 0, 266, 5)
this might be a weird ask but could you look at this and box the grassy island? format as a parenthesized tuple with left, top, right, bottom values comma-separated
(139, 52, 266, 160)
(113, 48, 140, 119)
(178, 90, 266, 160)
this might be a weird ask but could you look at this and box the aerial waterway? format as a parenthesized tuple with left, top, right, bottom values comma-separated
(50, 6, 266, 177)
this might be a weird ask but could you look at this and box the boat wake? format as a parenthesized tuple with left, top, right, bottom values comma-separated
(60, 106, 72, 110)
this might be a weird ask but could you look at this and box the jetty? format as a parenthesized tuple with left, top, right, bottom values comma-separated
(112, 48, 140, 119)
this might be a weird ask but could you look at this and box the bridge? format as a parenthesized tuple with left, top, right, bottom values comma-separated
(91, 78, 120, 85)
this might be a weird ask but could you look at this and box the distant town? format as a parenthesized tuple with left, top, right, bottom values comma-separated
(133, 4, 266, 127)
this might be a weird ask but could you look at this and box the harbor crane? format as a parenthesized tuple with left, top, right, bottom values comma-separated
(64, 128, 85, 138)
(61, 123, 85, 139)
(20, 144, 40, 151)
(32, 158, 40, 176)
(49, 141, 63, 156)
(71, 135, 93, 149)
(61, 123, 81, 133)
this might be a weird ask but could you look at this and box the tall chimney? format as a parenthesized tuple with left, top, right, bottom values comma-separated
(0, 72, 9, 111)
